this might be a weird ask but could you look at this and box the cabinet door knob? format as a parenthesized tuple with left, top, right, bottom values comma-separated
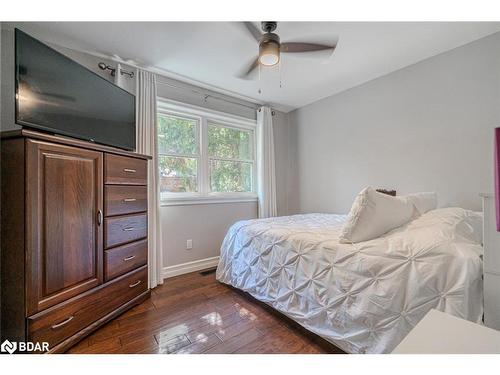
(97, 210, 103, 226)
(129, 280, 142, 288)
(122, 198, 137, 203)
(123, 168, 136, 173)
(123, 255, 136, 261)
(122, 227, 134, 232)
(51, 315, 74, 330)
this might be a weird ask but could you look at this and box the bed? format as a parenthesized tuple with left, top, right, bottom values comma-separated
(216, 207, 484, 353)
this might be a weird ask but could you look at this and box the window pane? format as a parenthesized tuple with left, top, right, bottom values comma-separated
(158, 115, 198, 155)
(210, 160, 252, 192)
(159, 155, 198, 194)
(208, 124, 252, 160)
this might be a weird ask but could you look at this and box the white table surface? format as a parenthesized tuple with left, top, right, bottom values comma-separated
(392, 309, 500, 354)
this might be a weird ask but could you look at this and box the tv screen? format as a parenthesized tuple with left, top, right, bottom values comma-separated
(15, 29, 136, 151)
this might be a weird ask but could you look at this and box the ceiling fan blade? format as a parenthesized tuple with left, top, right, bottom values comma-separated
(236, 57, 259, 79)
(281, 42, 337, 53)
(242, 22, 262, 42)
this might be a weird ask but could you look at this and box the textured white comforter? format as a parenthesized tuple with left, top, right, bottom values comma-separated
(216, 208, 483, 353)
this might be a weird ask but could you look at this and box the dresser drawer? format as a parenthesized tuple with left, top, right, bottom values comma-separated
(105, 185, 147, 217)
(105, 154, 147, 185)
(105, 213, 147, 248)
(105, 239, 148, 281)
(28, 266, 148, 348)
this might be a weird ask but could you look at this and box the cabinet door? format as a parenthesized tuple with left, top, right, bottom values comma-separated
(26, 140, 103, 315)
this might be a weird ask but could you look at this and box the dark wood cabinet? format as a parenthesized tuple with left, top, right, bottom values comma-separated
(26, 140, 104, 314)
(28, 265, 148, 349)
(1, 129, 151, 353)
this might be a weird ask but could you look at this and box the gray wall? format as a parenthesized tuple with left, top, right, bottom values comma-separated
(288, 31, 500, 214)
(273, 110, 291, 216)
(1, 23, 290, 271)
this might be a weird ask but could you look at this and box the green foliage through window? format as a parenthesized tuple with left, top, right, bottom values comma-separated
(158, 114, 199, 194)
(157, 111, 255, 198)
(210, 160, 252, 192)
(159, 155, 198, 194)
(158, 115, 198, 155)
(208, 124, 252, 160)
(208, 123, 253, 193)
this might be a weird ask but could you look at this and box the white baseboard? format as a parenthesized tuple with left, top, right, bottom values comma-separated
(161, 256, 220, 279)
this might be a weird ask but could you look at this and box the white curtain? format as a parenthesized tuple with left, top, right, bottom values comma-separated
(256, 106, 277, 218)
(136, 69, 163, 288)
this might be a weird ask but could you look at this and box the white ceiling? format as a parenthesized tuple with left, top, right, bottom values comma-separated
(13, 22, 500, 112)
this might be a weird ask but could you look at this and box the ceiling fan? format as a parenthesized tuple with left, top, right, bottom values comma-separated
(238, 21, 337, 79)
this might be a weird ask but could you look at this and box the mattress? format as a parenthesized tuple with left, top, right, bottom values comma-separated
(216, 207, 483, 353)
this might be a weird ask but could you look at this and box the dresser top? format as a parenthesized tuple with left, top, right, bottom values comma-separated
(1, 129, 152, 160)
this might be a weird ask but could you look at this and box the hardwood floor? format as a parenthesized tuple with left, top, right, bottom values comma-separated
(67, 269, 344, 354)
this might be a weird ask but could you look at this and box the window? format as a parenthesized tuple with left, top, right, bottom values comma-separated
(208, 123, 254, 193)
(158, 114, 200, 195)
(157, 100, 257, 204)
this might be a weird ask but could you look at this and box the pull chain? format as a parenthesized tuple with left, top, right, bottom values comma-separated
(258, 63, 262, 94)
(279, 59, 282, 88)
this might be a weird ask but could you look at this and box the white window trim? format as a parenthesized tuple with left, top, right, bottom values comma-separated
(157, 98, 258, 206)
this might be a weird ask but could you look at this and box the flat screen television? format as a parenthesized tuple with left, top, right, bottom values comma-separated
(15, 29, 136, 151)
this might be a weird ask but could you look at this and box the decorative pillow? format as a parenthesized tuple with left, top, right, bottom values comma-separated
(339, 187, 415, 243)
(404, 192, 437, 216)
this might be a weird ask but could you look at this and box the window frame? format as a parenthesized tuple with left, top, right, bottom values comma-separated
(157, 98, 258, 206)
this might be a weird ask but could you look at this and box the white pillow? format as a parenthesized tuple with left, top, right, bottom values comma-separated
(339, 187, 415, 243)
(404, 192, 437, 216)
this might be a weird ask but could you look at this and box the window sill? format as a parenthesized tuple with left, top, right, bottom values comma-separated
(161, 195, 258, 207)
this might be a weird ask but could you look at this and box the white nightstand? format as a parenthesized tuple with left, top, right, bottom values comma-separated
(392, 309, 500, 354)
(481, 193, 500, 330)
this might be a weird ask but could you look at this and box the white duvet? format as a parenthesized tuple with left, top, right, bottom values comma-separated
(216, 207, 483, 353)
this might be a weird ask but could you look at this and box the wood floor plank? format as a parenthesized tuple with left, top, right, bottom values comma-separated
(174, 333, 222, 354)
(154, 309, 243, 346)
(71, 337, 122, 354)
(115, 298, 156, 322)
(66, 269, 341, 354)
(114, 336, 159, 354)
(86, 321, 122, 344)
(67, 337, 90, 353)
(157, 334, 191, 354)
(204, 327, 264, 354)
(235, 324, 321, 354)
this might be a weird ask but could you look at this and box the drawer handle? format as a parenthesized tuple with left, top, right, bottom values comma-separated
(123, 255, 136, 261)
(122, 227, 135, 232)
(123, 198, 137, 203)
(123, 168, 136, 173)
(129, 280, 142, 288)
(51, 316, 74, 330)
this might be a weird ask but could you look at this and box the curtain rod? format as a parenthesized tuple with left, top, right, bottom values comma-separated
(94, 57, 275, 115)
(157, 80, 275, 115)
(98, 62, 134, 78)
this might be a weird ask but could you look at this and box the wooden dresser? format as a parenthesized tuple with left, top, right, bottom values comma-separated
(1, 129, 151, 353)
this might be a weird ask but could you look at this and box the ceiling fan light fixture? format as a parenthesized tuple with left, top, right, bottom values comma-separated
(259, 34, 280, 66)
